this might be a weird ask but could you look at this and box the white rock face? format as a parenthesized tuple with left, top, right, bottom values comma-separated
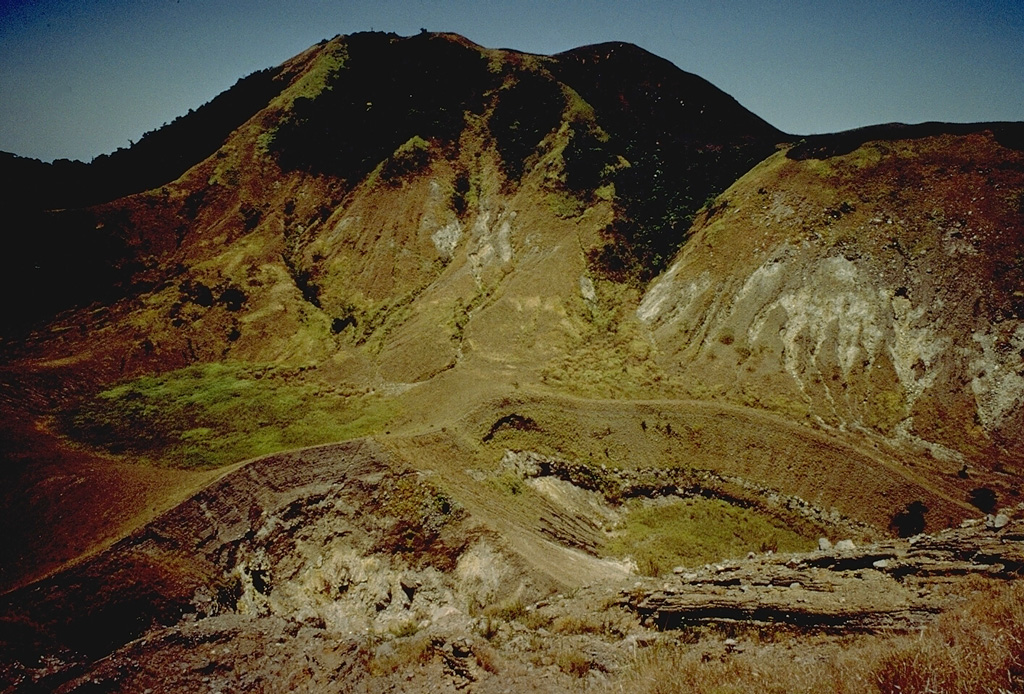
(467, 204, 516, 283)
(970, 324, 1024, 429)
(637, 261, 683, 323)
(431, 221, 463, 258)
(767, 256, 884, 381)
(889, 294, 948, 411)
(496, 215, 514, 263)
(455, 541, 507, 608)
(579, 275, 597, 304)
(635, 239, 1021, 454)
(636, 265, 712, 326)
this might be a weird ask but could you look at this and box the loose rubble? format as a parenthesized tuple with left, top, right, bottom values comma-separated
(623, 510, 1024, 633)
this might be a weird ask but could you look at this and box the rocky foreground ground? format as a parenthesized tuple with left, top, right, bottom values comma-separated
(625, 510, 1022, 631)
(1, 440, 1021, 693)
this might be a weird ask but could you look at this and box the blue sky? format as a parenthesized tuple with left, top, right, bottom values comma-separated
(1, 0, 1022, 162)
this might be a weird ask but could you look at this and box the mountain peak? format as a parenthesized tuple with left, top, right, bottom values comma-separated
(2, 31, 783, 337)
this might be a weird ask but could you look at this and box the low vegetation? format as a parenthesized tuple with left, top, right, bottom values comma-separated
(602, 497, 816, 575)
(64, 362, 396, 469)
(614, 577, 1024, 693)
(555, 650, 592, 678)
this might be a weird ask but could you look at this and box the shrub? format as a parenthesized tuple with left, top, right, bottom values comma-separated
(555, 651, 591, 678)
(968, 487, 997, 513)
(890, 501, 928, 537)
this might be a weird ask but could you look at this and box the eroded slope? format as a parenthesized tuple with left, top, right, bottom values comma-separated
(638, 127, 1024, 476)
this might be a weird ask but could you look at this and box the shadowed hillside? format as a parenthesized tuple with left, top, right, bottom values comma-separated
(0, 64, 298, 338)
(552, 41, 784, 282)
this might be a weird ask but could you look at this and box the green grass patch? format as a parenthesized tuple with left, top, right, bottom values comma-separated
(65, 362, 397, 469)
(379, 135, 432, 182)
(282, 43, 348, 105)
(602, 497, 816, 576)
(488, 470, 525, 496)
(545, 190, 587, 218)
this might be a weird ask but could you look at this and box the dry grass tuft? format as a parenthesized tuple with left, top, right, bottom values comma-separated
(484, 598, 526, 622)
(517, 607, 555, 630)
(555, 650, 592, 678)
(550, 614, 605, 635)
(610, 579, 1024, 693)
(473, 642, 501, 674)
(366, 633, 435, 676)
(873, 578, 1024, 694)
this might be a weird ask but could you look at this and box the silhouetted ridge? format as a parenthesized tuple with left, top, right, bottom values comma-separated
(270, 32, 495, 180)
(0, 66, 288, 212)
(87, 66, 289, 200)
(788, 121, 1024, 160)
(551, 41, 786, 283)
(0, 67, 291, 338)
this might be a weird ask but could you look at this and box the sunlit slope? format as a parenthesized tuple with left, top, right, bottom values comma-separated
(636, 126, 1024, 474)
(22, 32, 781, 390)
(0, 31, 786, 590)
